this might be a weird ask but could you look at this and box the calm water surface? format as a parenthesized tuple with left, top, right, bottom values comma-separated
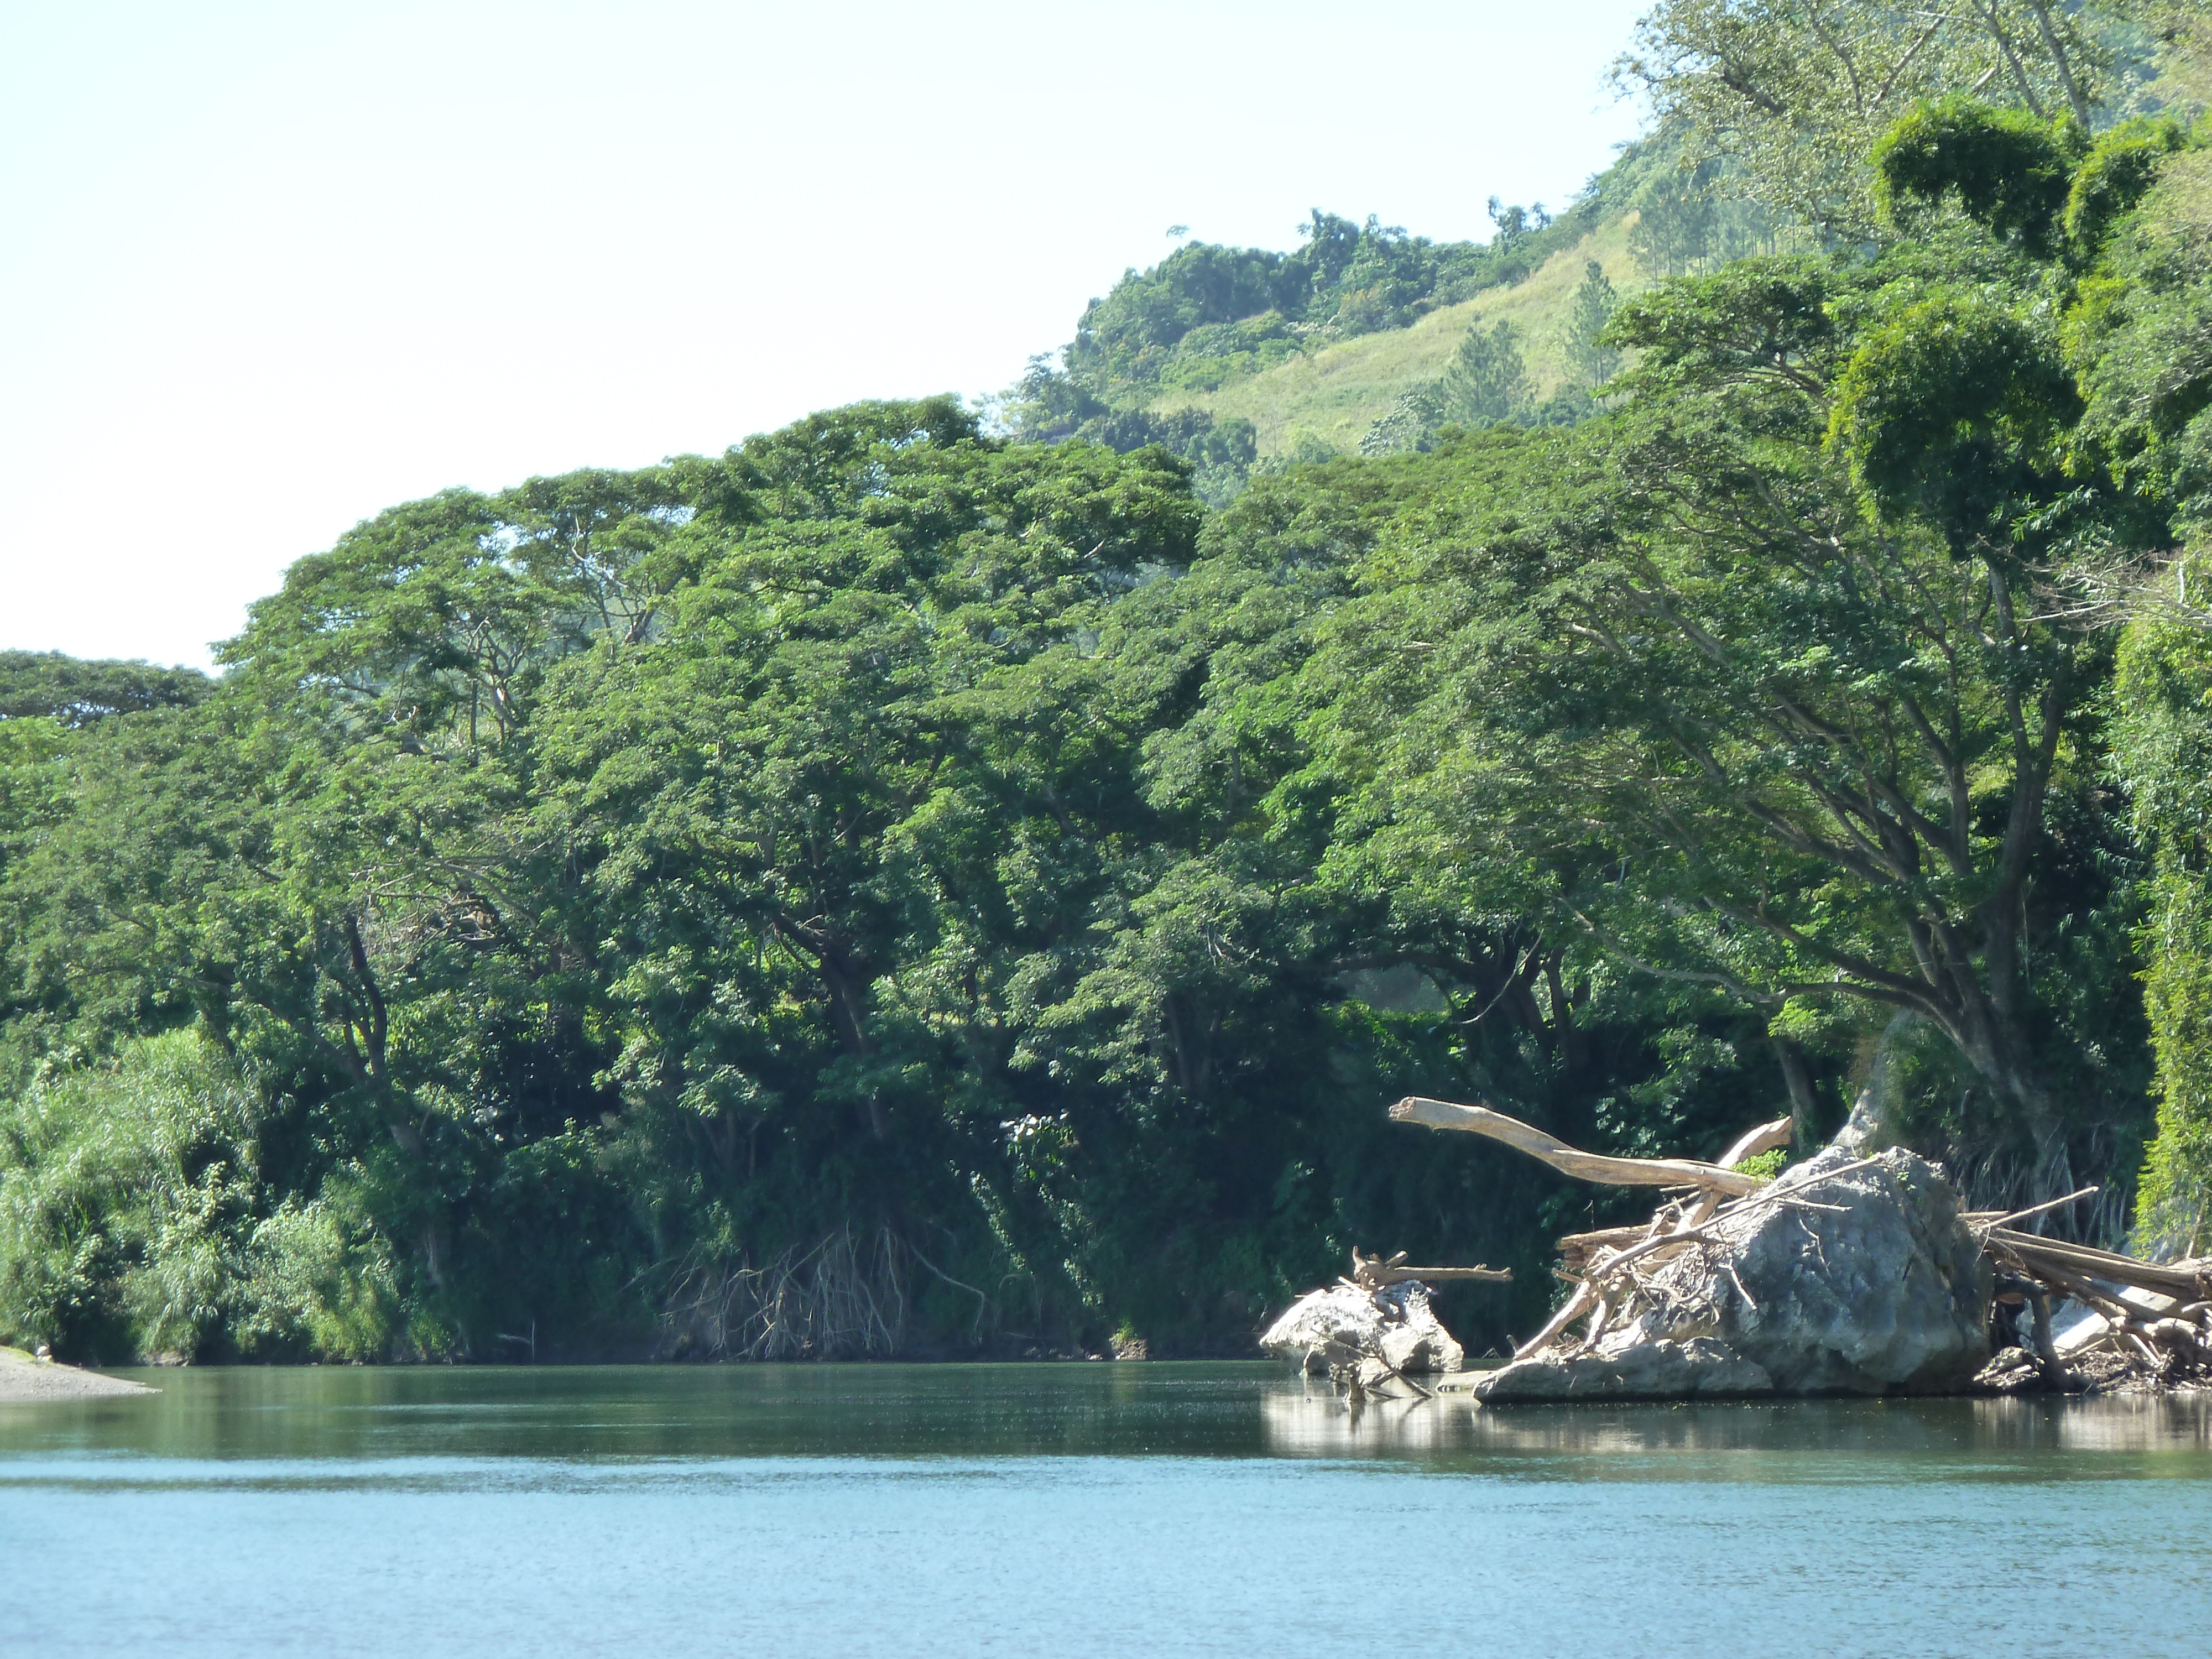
(4, 1363, 2210, 1657)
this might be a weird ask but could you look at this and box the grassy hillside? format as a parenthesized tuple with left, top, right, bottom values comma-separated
(1145, 214, 1644, 458)
(2166, 144, 2212, 236)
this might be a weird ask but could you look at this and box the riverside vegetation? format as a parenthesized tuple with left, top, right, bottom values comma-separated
(4, 0, 2212, 1368)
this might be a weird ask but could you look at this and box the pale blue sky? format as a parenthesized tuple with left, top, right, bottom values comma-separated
(0, 1, 1652, 669)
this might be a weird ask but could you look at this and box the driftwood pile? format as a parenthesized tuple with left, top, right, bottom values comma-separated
(1258, 1249, 1510, 1398)
(1387, 1095, 2212, 1399)
(1978, 1207, 2212, 1392)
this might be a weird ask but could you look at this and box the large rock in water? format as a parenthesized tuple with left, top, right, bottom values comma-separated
(1260, 1280, 1464, 1376)
(1475, 1146, 1991, 1402)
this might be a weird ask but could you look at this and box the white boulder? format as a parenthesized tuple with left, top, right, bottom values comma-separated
(1261, 1280, 1464, 1376)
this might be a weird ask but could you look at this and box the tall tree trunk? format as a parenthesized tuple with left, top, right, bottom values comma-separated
(816, 946, 888, 1139)
(1773, 1037, 1822, 1148)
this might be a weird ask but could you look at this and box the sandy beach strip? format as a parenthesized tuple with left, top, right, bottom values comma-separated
(0, 1347, 156, 1402)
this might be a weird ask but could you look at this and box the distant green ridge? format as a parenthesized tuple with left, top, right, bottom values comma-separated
(1146, 213, 1644, 461)
(1006, 131, 1799, 483)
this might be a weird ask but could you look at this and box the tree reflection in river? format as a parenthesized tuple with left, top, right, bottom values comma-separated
(1259, 1381, 2212, 1463)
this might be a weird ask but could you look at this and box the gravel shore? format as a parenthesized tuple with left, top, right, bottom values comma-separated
(0, 1346, 156, 1403)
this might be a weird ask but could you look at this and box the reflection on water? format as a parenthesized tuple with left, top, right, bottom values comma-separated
(1, 1362, 1298, 1464)
(3, 1361, 2210, 1470)
(1260, 1380, 2212, 1463)
(4, 1364, 2211, 1659)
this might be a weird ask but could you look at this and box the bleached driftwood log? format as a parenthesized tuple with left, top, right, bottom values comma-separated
(1349, 1248, 1510, 1289)
(1984, 1228, 2209, 1304)
(1389, 1097, 1767, 1196)
(1974, 1203, 2212, 1387)
(1717, 1116, 1794, 1167)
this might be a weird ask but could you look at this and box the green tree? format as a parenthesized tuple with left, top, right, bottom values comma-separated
(2097, 115, 2212, 1251)
(1439, 320, 1532, 425)
(0, 652, 209, 726)
(2113, 562, 2212, 1254)
(1309, 236, 2155, 1211)
(1563, 262, 1625, 387)
(1619, 0, 2131, 238)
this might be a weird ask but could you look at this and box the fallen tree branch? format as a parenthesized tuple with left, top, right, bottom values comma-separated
(1717, 1116, 1793, 1168)
(1672, 1119, 1793, 1243)
(1557, 1223, 1646, 1258)
(1577, 1159, 1889, 1292)
(1965, 1186, 2100, 1231)
(1987, 1229, 2210, 1302)
(1364, 1265, 1514, 1285)
(1348, 1248, 1510, 1287)
(1543, 1118, 1796, 1279)
(1389, 1097, 1766, 1194)
(1514, 1279, 1596, 1360)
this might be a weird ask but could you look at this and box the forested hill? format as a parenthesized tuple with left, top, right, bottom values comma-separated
(3, 2, 2210, 1369)
(1004, 126, 1798, 493)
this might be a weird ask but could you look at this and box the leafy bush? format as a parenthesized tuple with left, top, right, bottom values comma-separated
(1872, 96, 2082, 255)
(0, 1032, 398, 1362)
(1733, 1148, 1791, 1181)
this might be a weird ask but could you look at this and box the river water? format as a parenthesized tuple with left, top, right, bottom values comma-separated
(4, 1363, 2210, 1657)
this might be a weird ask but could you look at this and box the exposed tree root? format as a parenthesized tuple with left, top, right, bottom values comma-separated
(658, 1225, 909, 1359)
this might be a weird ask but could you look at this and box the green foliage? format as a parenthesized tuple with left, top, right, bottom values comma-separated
(1357, 276, 1640, 460)
(2065, 116, 2190, 248)
(0, 651, 210, 726)
(1013, 195, 1619, 485)
(1604, 255, 1840, 395)
(2068, 144, 2212, 535)
(1360, 322, 1537, 456)
(1870, 97, 2185, 263)
(1827, 289, 2081, 551)
(2113, 560, 2212, 1253)
(1005, 361, 1259, 500)
(1619, 123, 1800, 278)
(1062, 207, 1598, 399)
(0, 1032, 395, 1362)
(1308, 218, 2163, 1211)
(1872, 97, 2083, 255)
(1439, 321, 1532, 426)
(1623, 0, 2133, 238)
(1024, 132, 1814, 479)
(1563, 261, 1624, 387)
